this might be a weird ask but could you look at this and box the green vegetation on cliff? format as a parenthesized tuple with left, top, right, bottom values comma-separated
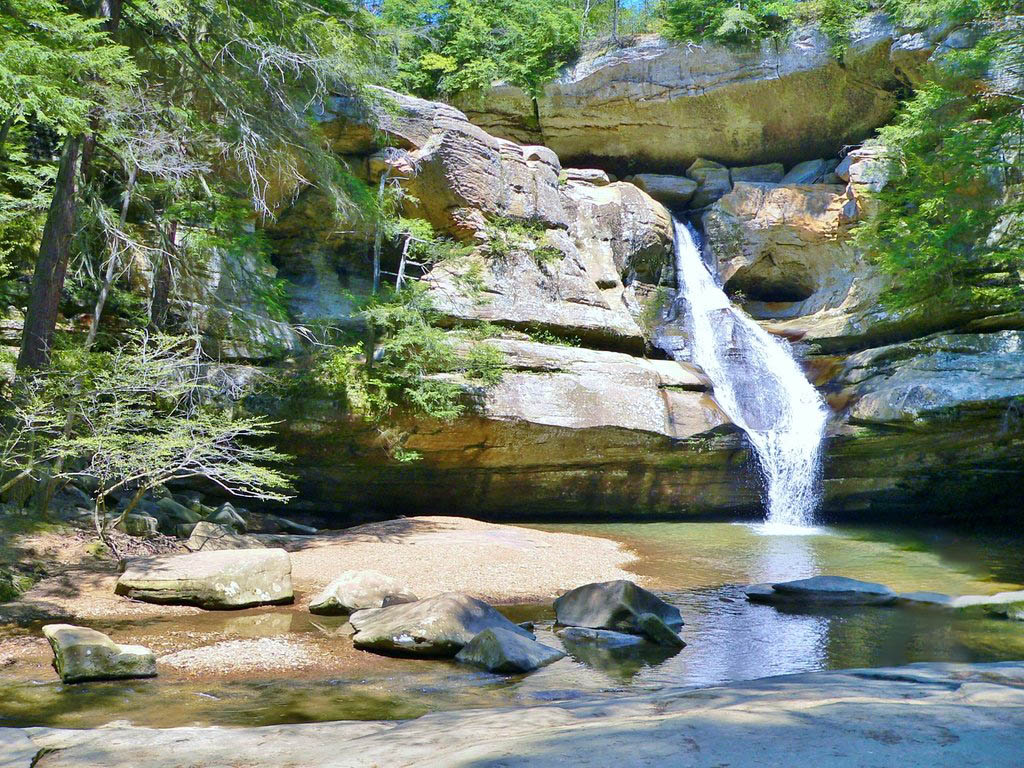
(858, 0, 1024, 309)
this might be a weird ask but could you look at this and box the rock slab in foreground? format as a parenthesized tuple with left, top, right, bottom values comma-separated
(747, 575, 897, 606)
(349, 592, 534, 657)
(554, 580, 683, 633)
(455, 627, 566, 673)
(42, 624, 156, 683)
(309, 570, 418, 616)
(12, 662, 1024, 767)
(115, 548, 293, 609)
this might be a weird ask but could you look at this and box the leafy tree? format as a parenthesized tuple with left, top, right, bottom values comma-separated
(1, 333, 292, 537)
(379, 0, 581, 97)
(857, 10, 1024, 309)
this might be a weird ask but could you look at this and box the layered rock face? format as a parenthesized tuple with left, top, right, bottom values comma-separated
(250, 32, 1023, 522)
(454, 15, 994, 175)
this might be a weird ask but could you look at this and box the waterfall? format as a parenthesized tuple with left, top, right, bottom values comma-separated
(659, 218, 828, 529)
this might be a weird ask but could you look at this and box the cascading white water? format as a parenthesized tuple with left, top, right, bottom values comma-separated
(660, 218, 828, 529)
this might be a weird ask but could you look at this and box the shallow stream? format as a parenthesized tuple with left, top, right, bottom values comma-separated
(3, 522, 1023, 729)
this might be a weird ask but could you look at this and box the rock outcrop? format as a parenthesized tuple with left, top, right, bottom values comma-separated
(115, 549, 293, 609)
(42, 624, 156, 683)
(14, 662, 1024, 766)
(459, 15, 906, 171)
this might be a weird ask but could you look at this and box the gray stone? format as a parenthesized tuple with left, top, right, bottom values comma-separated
(743, 583, 776, 599)
(206, 503, 247, 532)
(781, 158, 832, 184)
(555, 627, 647, 648)
(562, 168, 611, 185)
(628, 174, 698, 207)
(186, 522, 264, 552)
(350, 592, 534, 657)
(309, 570, 417, 616)
(42, 624, 156, 683)
(116, 514, 159, 538)
(730, 163, 785, 184)
(752, 575, 897, 606)
(553, 580, 683, 633)
(686, 159, 732, 208)
(454, 627, 565, 673)
(155, 497, 201, 525)
(115, 548, 293, 609)
(636, 612, 686, 648)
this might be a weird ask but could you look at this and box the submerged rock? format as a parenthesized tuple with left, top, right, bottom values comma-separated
(636, 612, 686, 648)
(308, 570, 417, 616)
(555, 627, 648, 648)
(989, 603, 1024, 621)
(748, 575, 897, 606)
(557, 626, 682, 681)
(896, 591, 955, 607)
(115, 548, 293, 609)
(455, 627, 565, 673)
(553, 580, 683, 634)
(42, 624, 156, 683)
(349, 592, 534, 657)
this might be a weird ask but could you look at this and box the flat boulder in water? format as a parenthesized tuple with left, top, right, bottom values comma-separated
(455, 627, 565, 673)
(309, 570, 417, 616)
(42, 624, 156, 683)
(349, 592, 534, 657)
(115, 548, 293, 609)
(553, 580, 683, 633)
(748, 575, 896, 605)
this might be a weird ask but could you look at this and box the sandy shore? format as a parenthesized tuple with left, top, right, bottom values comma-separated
(0, 516, 641, 679)
(3, 515, 639, 623)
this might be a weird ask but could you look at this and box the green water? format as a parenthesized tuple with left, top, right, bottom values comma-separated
(2, 522, 1022, 729)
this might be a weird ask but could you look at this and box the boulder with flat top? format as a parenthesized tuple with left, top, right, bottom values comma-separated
(42, 624, 156, 683)
(115, 548, 293, 609)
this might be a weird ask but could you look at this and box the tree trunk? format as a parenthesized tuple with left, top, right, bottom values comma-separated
(149, 220, 176, 330)
(611, 0, 618, 40)
(17, 135, 81, 370)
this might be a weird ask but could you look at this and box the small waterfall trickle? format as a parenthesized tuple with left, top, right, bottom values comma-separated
(658, 218, 828, 530)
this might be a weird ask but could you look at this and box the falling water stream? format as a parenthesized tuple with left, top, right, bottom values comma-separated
(658, 218, 828, 529)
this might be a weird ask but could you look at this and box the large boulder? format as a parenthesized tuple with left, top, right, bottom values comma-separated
(686, 159, 732, 208)
(627, 174, 698, 208)
(308, 570, 417, 616)
(553, 580, 683, 634)
(349, 592, 533, 657)
(42, 624, 156, 683)
(454, 627, 566, 673)
(747, 575, 897, 606)
(115, 548, 293, 609)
